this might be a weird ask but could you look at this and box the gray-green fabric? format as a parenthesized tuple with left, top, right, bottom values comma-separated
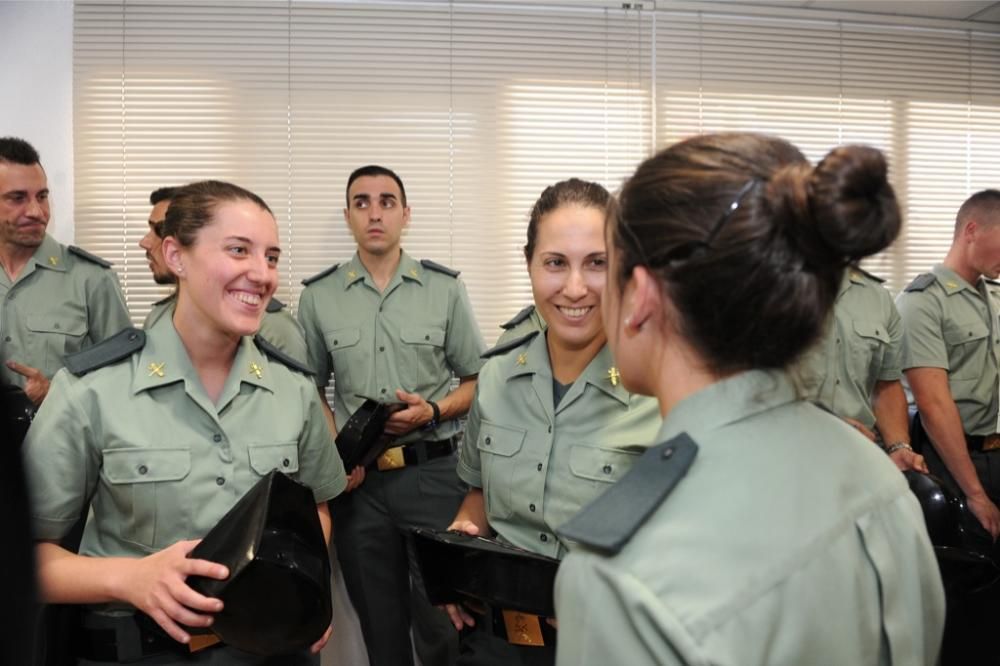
(24, 312, 346, 556)
(897, 264, 1000, 435)
(145, 295, 309, 366)
(0, 234, 131, 387)
(297, 250, 485, 444)
(495, 306, 546, 346)
(554, 370, 945, 666)
(796, 268, 902, 428)
(458, 332, 660, 559)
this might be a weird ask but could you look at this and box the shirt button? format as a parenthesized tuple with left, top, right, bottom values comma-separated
(282, 458, 290, 467)
(53, 323, 61, 330)
(137, 465, 148, 475)
(529, 503, 536, 512)
(484, 436, 492, 446)
(3, 336, 10, 342)
(381, 388, 387, 394)
(663, 447, 674, 459)
(547, 425, 552, 433)
(539, 533, 548, 542)
(127, 332, 138, 341)
(537, 463, 543, 471)
(213, 434, 222, 443)
(379, 346, 385, 352)
(333, 339, 338, 345)
(603, 464, 613, 474)
(216, 477, 226, 486)
(425, 334, 430, 341)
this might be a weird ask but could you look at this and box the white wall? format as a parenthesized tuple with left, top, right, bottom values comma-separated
(0, 0, 74, 243)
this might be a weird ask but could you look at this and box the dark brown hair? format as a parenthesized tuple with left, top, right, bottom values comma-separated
(524, 178, 612, 261)
(162, 180, 273, 247)
(956, 189, 1000, 232)
(612, 132, 900, 374)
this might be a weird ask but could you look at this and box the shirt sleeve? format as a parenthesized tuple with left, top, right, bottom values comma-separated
(88, 269, 132, 343)
(22, 370, 100, 540)
(896, 291, 949, 371)
(445, 279, 486, 378)
(295, 377, 347, 502)
(456, 382, 485, 488)
(878, 293, 904, 381)
(297, 286, 333, 387)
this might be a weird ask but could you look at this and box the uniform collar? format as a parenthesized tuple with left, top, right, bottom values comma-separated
(133, 314, 274, 401)
(503, 332, 630, 407)
(932, 264, 978, 296)
(342, 250, 423, 290)
(29, 235, 69, 274)
(657, 369, 796, 442)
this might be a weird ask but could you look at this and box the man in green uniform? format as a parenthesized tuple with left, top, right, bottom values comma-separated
(0, 137, 131, 405)
(140, 186, 309, 365)
(897, 189, 1000, 538)
(494, 304, 545, 346)
(798, 266, 926, 472)
(297, 165, 485, 666)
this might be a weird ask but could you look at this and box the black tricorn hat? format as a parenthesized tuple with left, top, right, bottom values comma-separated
(186, 470, 331, 655)
(411, 527, 559, 617)
(335, 395, 405, 469)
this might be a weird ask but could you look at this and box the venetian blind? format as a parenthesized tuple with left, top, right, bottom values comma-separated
(73, 0, 651, 342)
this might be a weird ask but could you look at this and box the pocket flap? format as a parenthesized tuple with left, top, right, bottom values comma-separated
(476, 421, 526, 458)
(401, 326, 445, 346)
(248, 442, 300, 475)
(852, 319, 890, 343)
(325, 327, 361, 350)
(26, 312, 88, 336)
(103, 447, 191, 483)
(943, 320, 990, 345)
(569, 444, 641, 483)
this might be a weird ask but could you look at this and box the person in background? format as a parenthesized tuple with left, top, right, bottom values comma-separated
(553, 133, 945, 665)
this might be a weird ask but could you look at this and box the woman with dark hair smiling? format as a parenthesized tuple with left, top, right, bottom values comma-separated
(553, 134, 945, 665)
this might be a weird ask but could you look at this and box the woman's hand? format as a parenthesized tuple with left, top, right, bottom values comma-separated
(345, 465, 366, 492)
(441, 519, 483, 630)
(117, 539, 229, 644)
(310, 624, 334, 654)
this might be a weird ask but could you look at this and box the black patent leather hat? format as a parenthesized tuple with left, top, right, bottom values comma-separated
(335, 395, 405, 469)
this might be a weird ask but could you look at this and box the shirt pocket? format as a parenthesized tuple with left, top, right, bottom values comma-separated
(569, 444, 642, 485)
(102, 447, 191, 551)
(943, 319, 990, 381)
(399, 325, 446, 391)
(476, 421, 526, 520)
(325, 327, 364, 388)
(26, 311, 89, 365)
(248, 441, 300, 476)
(848, 319, 891, 389)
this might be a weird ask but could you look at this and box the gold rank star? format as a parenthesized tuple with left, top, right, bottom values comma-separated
(607, 367, 621, 386)
(347, 270, 357, 279)
(147, 362, 165, 377)
(49, 256, 59, 266)
(249, 362, 263, 379)
(946, 281, 959, 289)
(516, 353, 527, 366)
(410, 268, 419, 278)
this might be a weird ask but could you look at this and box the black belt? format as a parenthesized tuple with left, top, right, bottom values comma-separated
(74, 612, 213, 663)
(371, 435, 459, 471)
(966, 433, 1000, 453)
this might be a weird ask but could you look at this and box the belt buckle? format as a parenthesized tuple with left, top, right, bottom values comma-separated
(188, 633, 221, 653)
(376, 446, 406, 471)
(984, 434, 1000, 452)
(501, 610, 545, 647)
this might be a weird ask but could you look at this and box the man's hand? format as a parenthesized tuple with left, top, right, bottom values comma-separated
(345, 466, 366, 492)
(843, 417, 877, 442)
(6, 360, 51, 405)
(309, 624, 333, 654)
(889, 447, 929, 474)
(967, 493, 1000, 540)
(117, 539, 229, 644)
(384, 389, 433, 436)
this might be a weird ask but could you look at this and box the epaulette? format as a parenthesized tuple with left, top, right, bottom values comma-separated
(420, 259, 459, 278)
(64, 327, 145, 377)
(904, 273, 935, 292)
(254, 335, 314, 376)
(301, 264, 340, 286)
(481, 330, 539, 359)
(851, 266, 885, 283)
(152, 293, 176, 307)
(557, 433, 698, 555)
(500, 304, 535, 330)
(68, 245, 112, 268)
(985, 278, 1000, 287)
(266, 297, 285, 313)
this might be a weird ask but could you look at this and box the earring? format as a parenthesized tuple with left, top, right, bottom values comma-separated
(624, 316, 632, 328)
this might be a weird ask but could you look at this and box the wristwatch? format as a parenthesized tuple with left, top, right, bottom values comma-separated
(425, 400, 441, 429)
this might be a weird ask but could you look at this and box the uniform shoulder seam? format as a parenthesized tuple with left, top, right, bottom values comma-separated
(420, 259, 460, 278)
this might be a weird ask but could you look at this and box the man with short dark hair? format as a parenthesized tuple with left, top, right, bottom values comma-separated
(140, 186, 177, 284)
(298, 164, 485, 666)
(0, 137, 130, 405)
(898, 189, 1000, 538)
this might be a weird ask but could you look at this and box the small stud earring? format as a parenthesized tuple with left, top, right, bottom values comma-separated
(624, 317, 632, 329)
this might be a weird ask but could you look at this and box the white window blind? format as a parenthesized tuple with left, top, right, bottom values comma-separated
(74, 1, 1000, 325)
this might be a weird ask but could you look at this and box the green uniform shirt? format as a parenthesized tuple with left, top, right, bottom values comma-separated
(896, 264, 1000, 435)
(494, 304, 546, 346)
(0, 235, 131, 387)
(145, 294, 310, 366)
(23, 313, 346, 558)
(458, 333, 660, 558)
(554, 370, 945, 666)
(797, 268, 902, 428)
(298, 251, 485, 444)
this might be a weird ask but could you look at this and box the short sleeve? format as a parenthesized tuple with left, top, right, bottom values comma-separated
(878, 294, 904, 381)
(294, 378, 347, 502)
(260, 310, 310, 368)
(445, 279, 486, 378)
(88, 269, 132, 343)
(457, 382, 485, 488)
(896, 291, 949, 371)
(297, 286, 333, 387)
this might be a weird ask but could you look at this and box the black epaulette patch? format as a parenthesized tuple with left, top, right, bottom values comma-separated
(557, 433, 698, 555)
(500, 304, 535, 330)
(481, 330, 539, 359)
(904, 273, 935, 292)
(266, 297, 285, 313)
(64, 327, 145, 377)
(420, 259, 459, 278)
(68, 245, 112, 268)
(254, 335, 314, 376)
(152, 293, 176, 307)
(985, 278, 1000, 287)
(301, 264, 340, 286)
(852, 266, 885, 283)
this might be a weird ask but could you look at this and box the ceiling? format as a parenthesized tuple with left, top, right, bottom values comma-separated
(695, 1, 1000, 24)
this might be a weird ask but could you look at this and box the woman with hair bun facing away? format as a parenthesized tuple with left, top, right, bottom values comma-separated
(552, 133, 945, 665)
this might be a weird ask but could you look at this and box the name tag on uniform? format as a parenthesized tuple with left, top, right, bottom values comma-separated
(502, 610, 545, 647)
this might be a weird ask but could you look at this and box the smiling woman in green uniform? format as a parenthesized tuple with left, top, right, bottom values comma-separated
(446, 178, 660, 666)
(22, 181, 347, 665)
(552, 134, 946, 665)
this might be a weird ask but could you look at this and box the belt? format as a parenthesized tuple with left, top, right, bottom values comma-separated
(373, 435, 459, 471)
(75, 612, 221, 662)
(966, 433, 1000, 453)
